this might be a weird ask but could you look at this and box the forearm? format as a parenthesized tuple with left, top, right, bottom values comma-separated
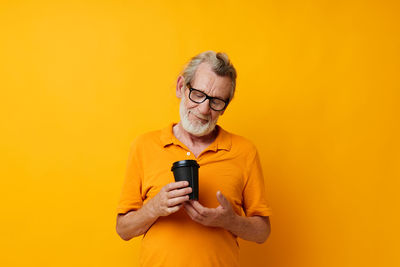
(116, 199, 159, 241)
(226, 215, 271, 244)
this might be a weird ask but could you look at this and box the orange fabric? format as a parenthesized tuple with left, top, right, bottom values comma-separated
(117, 123, 272, 267)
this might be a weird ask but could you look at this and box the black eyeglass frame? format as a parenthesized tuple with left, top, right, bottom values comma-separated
(186, 83, 229, 111)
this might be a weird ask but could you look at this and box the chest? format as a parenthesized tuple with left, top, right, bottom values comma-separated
(186, 144, 208, 158)
(140, 148, 247, 214)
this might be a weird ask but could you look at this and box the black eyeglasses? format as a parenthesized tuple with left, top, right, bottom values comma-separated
(186, 83, 229, 111)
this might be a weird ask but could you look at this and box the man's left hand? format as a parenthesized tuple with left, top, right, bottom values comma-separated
(183, 191, 237, 229)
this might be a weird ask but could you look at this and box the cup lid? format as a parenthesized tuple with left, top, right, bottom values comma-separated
(171, 160, 200, 171)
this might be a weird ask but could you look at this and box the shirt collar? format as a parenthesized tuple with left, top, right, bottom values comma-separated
(160, 123, 232, 152)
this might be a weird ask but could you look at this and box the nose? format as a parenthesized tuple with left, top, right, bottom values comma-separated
(198, 99, 211, 115)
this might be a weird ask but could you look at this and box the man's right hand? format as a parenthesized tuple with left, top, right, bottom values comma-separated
(148, 181, 192, 218)
(116, 181, 192, 240)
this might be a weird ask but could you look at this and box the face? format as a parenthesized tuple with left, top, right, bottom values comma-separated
(177, 63, 232, 137)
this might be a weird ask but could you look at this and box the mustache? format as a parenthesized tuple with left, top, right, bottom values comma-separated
(188, 109, 211, 121)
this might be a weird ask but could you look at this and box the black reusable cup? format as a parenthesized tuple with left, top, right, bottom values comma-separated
(171, 160, 200, 200)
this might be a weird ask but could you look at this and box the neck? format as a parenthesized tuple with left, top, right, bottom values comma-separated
(173, 122, 218, 147)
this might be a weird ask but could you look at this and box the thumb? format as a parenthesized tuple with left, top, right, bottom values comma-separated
(216, 191, 229, 208)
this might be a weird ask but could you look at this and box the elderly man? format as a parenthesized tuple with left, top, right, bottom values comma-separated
(116, 51, 272, 267)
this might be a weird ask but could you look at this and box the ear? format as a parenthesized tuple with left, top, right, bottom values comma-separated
(176, 76, 185, 99)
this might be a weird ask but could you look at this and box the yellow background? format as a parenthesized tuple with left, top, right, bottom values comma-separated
(1, 0, 399, 266)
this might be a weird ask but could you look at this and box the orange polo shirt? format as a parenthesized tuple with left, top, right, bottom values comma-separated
(117, 123, 272, 267)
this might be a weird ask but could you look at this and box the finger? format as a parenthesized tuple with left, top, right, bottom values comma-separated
(184, 202, 204, 221)
(191, 200, 209, 216)
(167, 187, 192, 198)
(166, 181, 189, 191)
(167, 204, 183, 214)
(167, 195, 189, 207)
(216, 191, 230, 208)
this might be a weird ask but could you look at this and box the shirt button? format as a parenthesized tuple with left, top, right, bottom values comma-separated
(186, 152, 190, 156)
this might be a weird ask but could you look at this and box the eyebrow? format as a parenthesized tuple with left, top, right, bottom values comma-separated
(188, 83, 228, 101)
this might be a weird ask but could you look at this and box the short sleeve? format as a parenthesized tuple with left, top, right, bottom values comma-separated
(242, 147, 273, 217)
(116, 138, 144, 214)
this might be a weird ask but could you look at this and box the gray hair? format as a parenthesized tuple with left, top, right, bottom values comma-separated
(181, 51, 237, 101)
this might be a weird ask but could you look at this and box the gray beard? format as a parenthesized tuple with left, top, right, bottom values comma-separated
(179, 95, 219, 137)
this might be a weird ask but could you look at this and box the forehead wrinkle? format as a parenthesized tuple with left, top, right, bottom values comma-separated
(192, 83, 227, 100)
(191, 64, 231, 100)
